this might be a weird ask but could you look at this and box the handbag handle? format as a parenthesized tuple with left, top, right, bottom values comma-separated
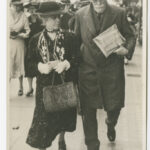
(53, 35, 58, 60)
(51, 71, 65, 86)
(50, 33, 65, 86)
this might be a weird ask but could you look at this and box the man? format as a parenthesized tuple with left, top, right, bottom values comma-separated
(74, 0, 136, 149)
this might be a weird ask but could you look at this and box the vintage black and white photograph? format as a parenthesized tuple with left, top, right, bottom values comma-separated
(7, 0, 147, 150)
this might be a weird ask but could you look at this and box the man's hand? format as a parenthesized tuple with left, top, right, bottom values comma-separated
(38, 62, 53, 74)
(114, 46, 128, 56)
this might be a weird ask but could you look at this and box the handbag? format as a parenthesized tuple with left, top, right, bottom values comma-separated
(43, 72, 79, 112)
(42, 33, 79, 112)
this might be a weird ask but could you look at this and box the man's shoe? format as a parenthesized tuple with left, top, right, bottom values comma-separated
(105, 118, 116, 142)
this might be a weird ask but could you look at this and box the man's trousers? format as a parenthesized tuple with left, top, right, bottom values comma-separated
(81, 107, 121, 150)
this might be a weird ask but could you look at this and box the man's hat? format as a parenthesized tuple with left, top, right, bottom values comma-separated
(11, 0, 23, 5)
(35, 1, 65, 16)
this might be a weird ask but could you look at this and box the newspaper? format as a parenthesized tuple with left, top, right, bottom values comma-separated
(93, 24, 126, 58)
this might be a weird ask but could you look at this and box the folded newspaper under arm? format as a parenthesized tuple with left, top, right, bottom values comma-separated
(93, 24, 126, 58)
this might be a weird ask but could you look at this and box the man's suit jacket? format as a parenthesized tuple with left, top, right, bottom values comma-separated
(74, 4, 136, 110)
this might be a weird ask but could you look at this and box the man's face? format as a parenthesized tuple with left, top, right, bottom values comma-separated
(91, 0, 107, 14)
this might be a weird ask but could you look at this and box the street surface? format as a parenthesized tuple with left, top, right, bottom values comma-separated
(8, 44, 146, 150)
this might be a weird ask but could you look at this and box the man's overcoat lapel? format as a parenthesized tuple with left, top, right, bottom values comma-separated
(82, 4, 118, 38)
(100, 5, 117, 33)
(83, 5, 97, 39)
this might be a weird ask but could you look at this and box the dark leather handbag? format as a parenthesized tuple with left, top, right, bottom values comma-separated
(43, 72, 79, 112)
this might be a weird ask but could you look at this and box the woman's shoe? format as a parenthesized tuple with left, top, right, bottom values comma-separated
(18, 89, 23, 96)
(26, 88, 34, 97)
(105, 118, 116, 142)
(58, 141, 66, 150)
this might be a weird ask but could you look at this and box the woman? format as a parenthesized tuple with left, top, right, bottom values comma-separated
(24, 1, 44, 97)
(26, 1, 79, 150)
(9, 0, 30, 96)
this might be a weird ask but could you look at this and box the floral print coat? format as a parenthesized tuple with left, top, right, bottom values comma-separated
(26, 29, 80, 149)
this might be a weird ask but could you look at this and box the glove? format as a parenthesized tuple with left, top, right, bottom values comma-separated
(47, 60, 59, 69)
(10, 35, 17, 39)
(114, 46, 128, 56)
(54, 60, 70, 74)
(38, 62, 53, 74)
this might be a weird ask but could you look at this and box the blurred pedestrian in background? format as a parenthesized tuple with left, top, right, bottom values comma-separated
(126, 6, 138, 37)
(60, 0, 75, 31)
(9, 0, 30, 96)
(23, 1, 44, 97)
(74, 0, 136, 149)
(124, 6, 138, 65)
(68, 0, 90, 32)
(26, 1, 79, 150)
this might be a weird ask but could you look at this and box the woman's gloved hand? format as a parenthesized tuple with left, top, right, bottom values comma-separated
(54, 60, 70, 74)
(38, 62, 53, 74)
(47, 60, 59, 69)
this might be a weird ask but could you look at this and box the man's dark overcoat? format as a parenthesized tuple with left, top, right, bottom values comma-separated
(74, 4, 136, 111)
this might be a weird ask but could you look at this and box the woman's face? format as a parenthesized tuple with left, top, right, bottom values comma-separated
(42, 15, 61, 30)
(91, 0, 107, 14)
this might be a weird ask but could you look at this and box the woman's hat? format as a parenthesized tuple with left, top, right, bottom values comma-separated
(11, 0, 23, 5)
(35, 1, 65, 16)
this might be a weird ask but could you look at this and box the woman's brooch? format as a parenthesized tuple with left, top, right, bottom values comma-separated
(56, 32, 65, 60)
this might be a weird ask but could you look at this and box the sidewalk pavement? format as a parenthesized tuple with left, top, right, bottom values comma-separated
(8, 44, 146, 150)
